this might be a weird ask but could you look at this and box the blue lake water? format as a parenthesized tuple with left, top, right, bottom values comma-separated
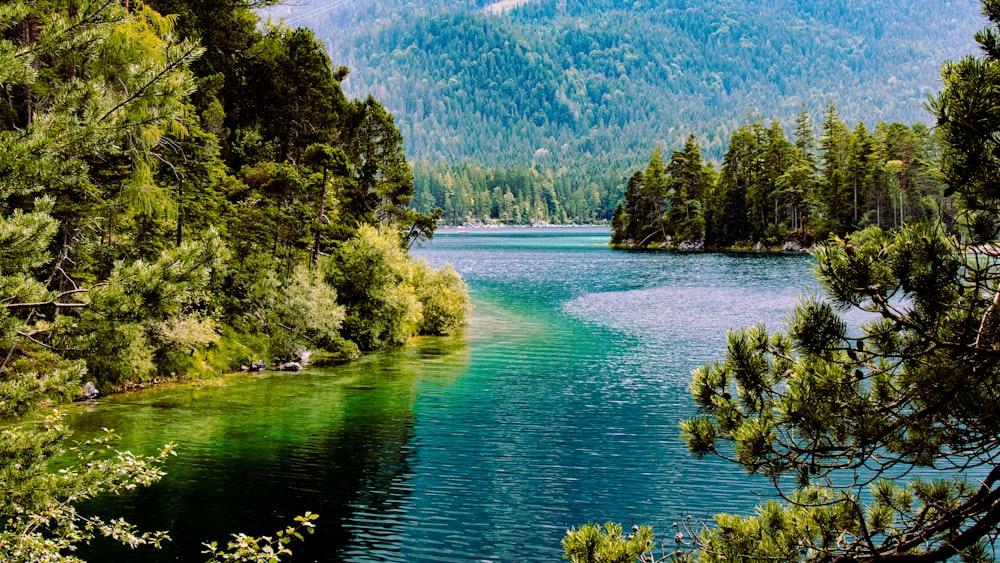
(68, 227, 821, 561)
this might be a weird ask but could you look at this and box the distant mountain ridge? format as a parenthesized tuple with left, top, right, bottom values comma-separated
(262, 0, 985, 171)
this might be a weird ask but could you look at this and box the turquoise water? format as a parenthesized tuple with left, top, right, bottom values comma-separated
(67, 227, 820, 561)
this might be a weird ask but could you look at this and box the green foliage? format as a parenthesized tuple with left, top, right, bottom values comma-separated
(562, 522, 658, 563)
(412, 161, 605, 226)
(265, 0, 982, 218)
(67, 231, 228, 387)
(0, 412, 175, 562)
(324, 225, 422, 350)
(932, 0, 1000, 237)
(238, 24, 347, 164)
(0, 0, 470, 560)
(614, 112, 945, 248)
(203, 512, 318, 563)
(676, 226, 1000, 562)
(192, 326, 271, 375)
(586, 6, 1000, 559)
(322, 226, 471, 350)
(281, 266, 346, 346)
(411, 260, 472, 336)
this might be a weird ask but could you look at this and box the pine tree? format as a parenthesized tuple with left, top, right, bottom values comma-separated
(665, 135, 712, 241)
(818, 100, 854, 236)
(675, 4, 1000, 561)
(930, 0, 1000, 230)
(0, 2, 205, 557)
(709, 124, 762, 246)
(639, 147, 669, 244)
(623, 170, 645, 242)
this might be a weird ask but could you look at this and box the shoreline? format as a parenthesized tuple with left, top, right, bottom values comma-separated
(440, 222, 610, 229)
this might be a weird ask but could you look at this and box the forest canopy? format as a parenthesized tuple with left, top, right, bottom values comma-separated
(264, 0, 985, 226)
(0, 0, 467, 559)
(610, 107, 948, 248)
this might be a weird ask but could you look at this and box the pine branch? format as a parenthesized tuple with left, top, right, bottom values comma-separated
(98, 44, 201, 124)
(2, 287, 93, 309)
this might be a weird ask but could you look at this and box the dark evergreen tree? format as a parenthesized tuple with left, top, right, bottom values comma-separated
(623, 170, 645, 242)
(818, 100, 854, 236)
(610, 204, 628, 244)
(931, 0, 1000, 235)
(709, 124, 761, 246)
(639, 147, 669, 244)
(665, 135, 712, 241)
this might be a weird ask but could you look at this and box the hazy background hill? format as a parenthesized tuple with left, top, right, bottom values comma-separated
(264, 0, 983, 160)
(261, 0, 985, 223)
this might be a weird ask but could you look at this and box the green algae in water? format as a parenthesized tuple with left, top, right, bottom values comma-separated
(65, 228, 819, 562)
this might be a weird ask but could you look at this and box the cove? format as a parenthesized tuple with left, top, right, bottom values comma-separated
(66, 227, 819, 562)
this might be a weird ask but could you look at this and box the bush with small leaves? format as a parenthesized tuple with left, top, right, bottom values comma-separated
(203, 512, 318, 563)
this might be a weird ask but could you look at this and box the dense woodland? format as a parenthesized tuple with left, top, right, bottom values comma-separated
(0, 1, 467, 558)
(410, 160, 615, 225)
(611, 104, 949, 248)
(0, 0, 470, 393)
(264, 0, 984, 224)
(4, 0, 1000, 560)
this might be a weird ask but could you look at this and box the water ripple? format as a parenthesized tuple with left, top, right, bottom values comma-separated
(68, 229, 823, 562)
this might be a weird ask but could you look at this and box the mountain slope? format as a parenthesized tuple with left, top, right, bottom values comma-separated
(263, 0, 984, 171)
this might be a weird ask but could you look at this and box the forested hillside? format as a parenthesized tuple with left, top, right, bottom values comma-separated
(262, 0, 984, 224)
(0, 1, 469, 555)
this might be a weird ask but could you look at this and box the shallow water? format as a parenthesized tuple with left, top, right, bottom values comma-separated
(68, 227, 820, 562)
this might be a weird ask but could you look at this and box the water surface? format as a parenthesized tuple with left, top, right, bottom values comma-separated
(69, 227, 819, 561)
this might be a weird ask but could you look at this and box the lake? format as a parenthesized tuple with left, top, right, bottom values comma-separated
(68, 227, 820, 562)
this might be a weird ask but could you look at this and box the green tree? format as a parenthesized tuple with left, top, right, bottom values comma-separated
(411, 260, 472, 336)
(666, 135, 713, 241)
(303, 143, 349, 264)
(680, 222, 1000, 563)
(341, 97, 414, 228)
(708, 123, 762, 246)
(793, 105, 819, 174)
(931, 0, 1000, 230)
(610, 203, 628, 244)
(672, 5, 1000, 561)
(323, 225, 421, 351)
(774, 160, 818, 240)
(817, 100, 853, 236)
(0, 1, 201, 247)
(238, 161, 311, 263)
(622, 170, 645, 243)
(874, 122, 941, 230)
(758, 121, 797, 243)
(640, 148, 670, 243)
(846, 121, 879, 229)
(323, 225, 469, 351)
(239, 25, 347, 164)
